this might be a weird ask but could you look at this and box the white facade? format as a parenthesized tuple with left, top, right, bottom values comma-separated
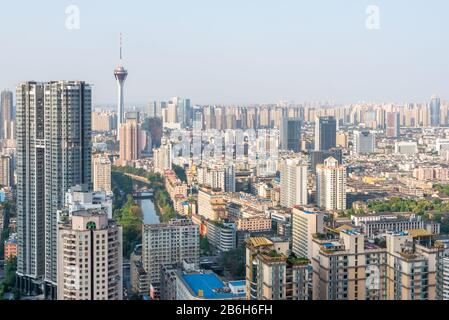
(61, 185, 113, 220)
(292, 206, 325, 259)
(395, 141, 418, 155)
(197, 164, 235, 192)
(280, 158, 308, 208)
(316, 157, 347, 211)
(153, 142, 172, 174)
(443, 256, 449, 300)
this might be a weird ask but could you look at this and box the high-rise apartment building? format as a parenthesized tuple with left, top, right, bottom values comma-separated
(57, 209, 123, 300)
(0, 155, 14, 188)
(197, 164, 236, 193)
(0, 90, 14, 139)
(119, 112, 146, 166)
(246, 237, 311, 300)
(292, 206, 325, 260)
(316, 157, 347, 211)
(153, 141, 172, 174)
(353, 130, 376, 155)
(142, 219, 200, 297)
(430, 95, 441, 127)
(385, 231, 443, 300)
(336, 132, 348, 149)
(442, 249, 449, 300)
(312, 229, 387, 300)
(92, 155, 112, 193)
(92, 111, 117, 132)
(315, 116, 336, 152)
(280, 158, 308, 208)
(148, 101, 166, 118)
(386, 112, 400, 138)
(163, 97, 191, 129)
(312, 229, 443, 300)
(310, 148, 343, 173)
(16, 81, 92, 299)
(280, 117, 301, 152)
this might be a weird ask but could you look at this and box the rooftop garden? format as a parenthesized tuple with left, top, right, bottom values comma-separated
(287, 253, 310, 266)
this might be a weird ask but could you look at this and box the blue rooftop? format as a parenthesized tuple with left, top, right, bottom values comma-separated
(181, 273, 245, 299)
(229, 280, 246, 287)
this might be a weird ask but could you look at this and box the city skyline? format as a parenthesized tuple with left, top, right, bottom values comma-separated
(0, 1, 449, 105)
(3, 1, 449, 306)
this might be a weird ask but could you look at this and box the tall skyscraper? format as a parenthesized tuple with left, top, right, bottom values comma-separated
(315, 116, 336, 152)
(114, 34, 128, 140)
(430, 95, 441, 127)
(57, 209, 123, 300)
(280, 117, 301, 152)
(316, 157, 347, 211)
(353, 130, 376, 155)
(280, 158, 308, 208)
(16, 81, 92, 299)
(0, 90, 13, 139)
(386, 112, 400, 138)
(119, 112, 146, 166)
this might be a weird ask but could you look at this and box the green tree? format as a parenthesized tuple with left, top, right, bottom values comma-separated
(113, 195, 143, 259)
(218, 245, 246, 279)
(1, 257, 17, 295)
(200, 236, 211, 256)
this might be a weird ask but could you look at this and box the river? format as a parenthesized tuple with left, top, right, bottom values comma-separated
(138, 198, 160, 225)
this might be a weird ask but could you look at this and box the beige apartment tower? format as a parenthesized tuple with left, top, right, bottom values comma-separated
(57, 209, 123, 300)
(92, 155, 112, 193)
(312, 229, 443, 300)
(119, 112, 146, 166)
(246, 237, 311, 300)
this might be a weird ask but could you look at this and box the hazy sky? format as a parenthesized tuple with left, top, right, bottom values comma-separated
(0, 0, 448, 106)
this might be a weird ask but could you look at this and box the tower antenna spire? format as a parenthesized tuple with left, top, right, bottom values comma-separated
(120, 33, 123, 62)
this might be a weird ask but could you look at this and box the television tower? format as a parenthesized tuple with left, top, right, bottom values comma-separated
(114, 33, 128, 141)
